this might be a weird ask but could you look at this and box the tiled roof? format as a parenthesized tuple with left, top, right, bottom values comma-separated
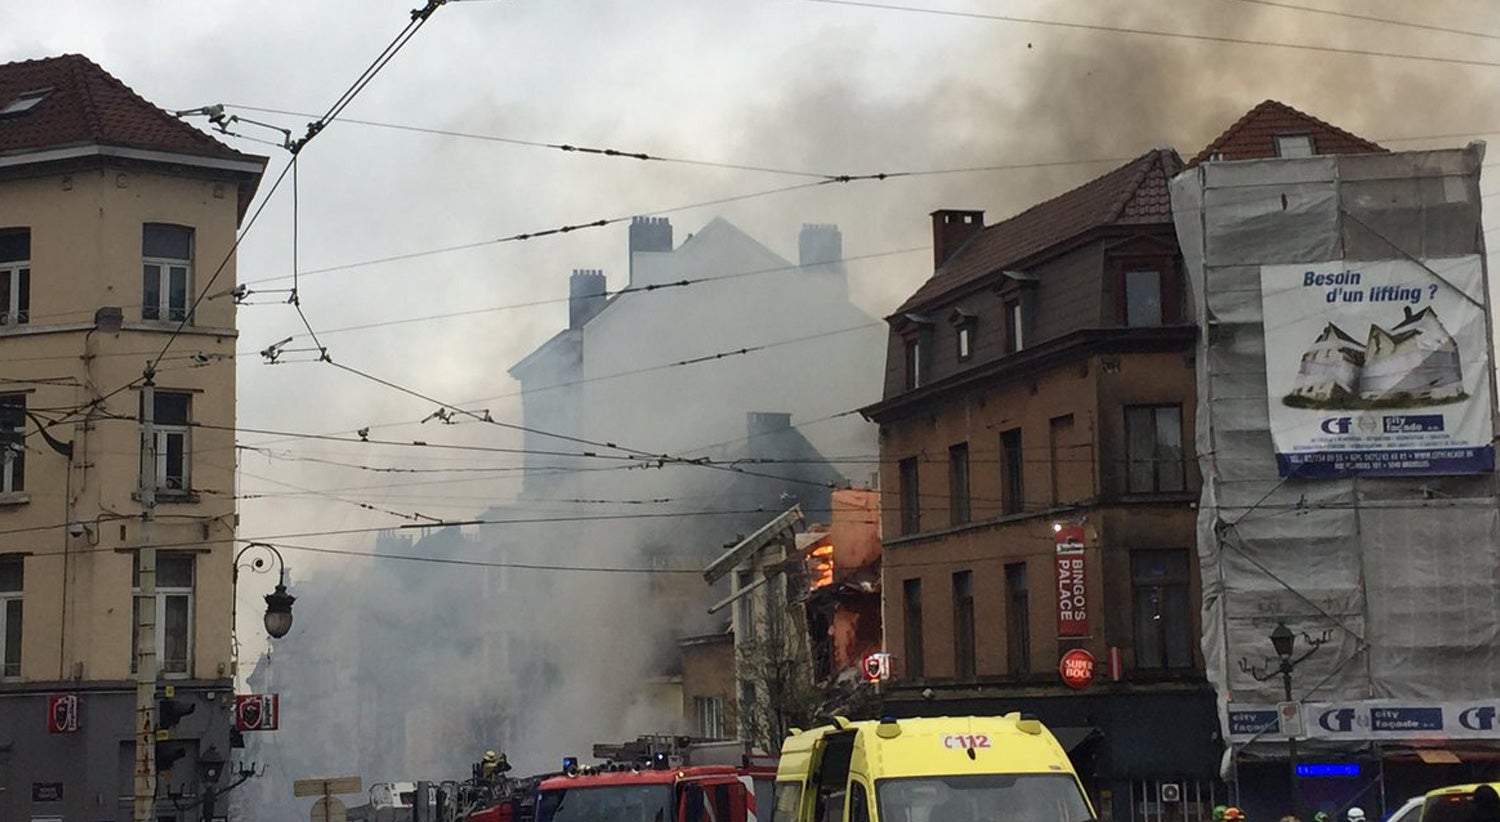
(1187, 99, 1385, 167)
(895, 148, 1181, 314)
(0, 54, 256, 163)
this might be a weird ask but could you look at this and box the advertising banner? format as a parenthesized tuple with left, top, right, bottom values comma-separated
(1260, 255, 1494, 477)
(1054, 525, 1088, 637)
(1227, 698, 1500, 742)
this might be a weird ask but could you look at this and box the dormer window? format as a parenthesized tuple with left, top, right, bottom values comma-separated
(904, 337, 923, 389)
(899, 313, 934, 391)
(1274, 134, 1314, 158)
(0, 88, 51, 117)
(949, 308, 977, 362)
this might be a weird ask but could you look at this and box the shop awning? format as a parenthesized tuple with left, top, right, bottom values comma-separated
(1416, 749, 1463, 764)
(1052, 726, 1102, 753)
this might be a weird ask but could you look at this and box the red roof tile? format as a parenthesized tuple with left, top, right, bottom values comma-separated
(1187, 99, 1385, 167)
(895, 148, 1181, 314)
(0, 54, 257, 163)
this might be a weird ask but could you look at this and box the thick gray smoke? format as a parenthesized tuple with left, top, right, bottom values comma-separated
(233, 1, 1500, 816)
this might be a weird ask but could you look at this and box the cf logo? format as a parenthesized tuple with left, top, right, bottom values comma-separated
(1321, 417, 1352, 434)
(1319, 708, 1356, 732)
(1461, 707, 1496, 731)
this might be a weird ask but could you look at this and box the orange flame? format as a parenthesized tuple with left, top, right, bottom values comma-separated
(809, 542, 834, 589)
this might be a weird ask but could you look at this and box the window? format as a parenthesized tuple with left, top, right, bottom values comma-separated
(142, 224, 192, 322)
(0, 394, 24, 494)
(0, 88, 50, 117)
(0, 557, 21, 678)
(956, 320, 975, 361)
(948, 443, 970, 526)
(695, 695, 726, 739)
(902, 578, 924, 678)
(1048, 414, 1074, 505)
(848, 782, 871, 822)
(1000, 428, 1024, 515)
(735, 570, 757, 642)
(1005, 563, 1030, 674)
(1125, 405, 1185, 493)
(953, 571, 975, 679)
(132, 553, 194, 676)
(1124, 269, 1163, 327)
(1132, 549, 1193, 670)
(898, 457, 920, 535)
(1005, 300, 1025, 352)
(1274, 134, 1314, 158)
(903, 337, 923, 390)
(141, 392, 191, 494)
(0, 229, 29, 327)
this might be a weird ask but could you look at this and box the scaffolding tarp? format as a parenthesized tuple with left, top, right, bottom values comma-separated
(1170, 145, 1500, 760)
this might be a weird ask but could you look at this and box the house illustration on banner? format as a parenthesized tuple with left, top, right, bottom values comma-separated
(1288, 306, 1464, 407)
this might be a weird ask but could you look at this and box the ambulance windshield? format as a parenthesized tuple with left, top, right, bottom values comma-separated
(875, 773, 1092, 822)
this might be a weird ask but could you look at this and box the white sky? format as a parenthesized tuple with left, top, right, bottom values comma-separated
(6, 0, 1500, 652)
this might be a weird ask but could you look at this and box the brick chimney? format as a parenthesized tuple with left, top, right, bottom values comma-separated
(799, 223, 842, 267)
(931, 209, 985, 270)
(628, 216, 672, 286)
(568, 269, 607, 329)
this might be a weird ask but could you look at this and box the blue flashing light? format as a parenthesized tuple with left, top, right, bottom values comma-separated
(562, 756, 579, 775)
(1297, 763, 1361, 778)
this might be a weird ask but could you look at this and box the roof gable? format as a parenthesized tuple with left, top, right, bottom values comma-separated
(0, 54, 257, 163)
(1188, 99, 1385, 167)
(894, 148, 1182, 314)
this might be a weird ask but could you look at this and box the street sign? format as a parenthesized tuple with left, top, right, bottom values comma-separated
(236, 694, 279, 731)
(861, 652, 891, 682)
(311, 797, 347, 822)
(294, 777, 362, 798)
(1278, 700, 1304, 737)
(46, 695, 79, 733)
(1058, 648, 1096, 690)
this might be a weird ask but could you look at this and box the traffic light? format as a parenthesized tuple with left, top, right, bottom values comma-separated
(156, 741, 187, 774)
(158, 697, 195, 731)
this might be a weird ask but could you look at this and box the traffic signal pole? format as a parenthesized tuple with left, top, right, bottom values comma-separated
(133, 369, 158, 822)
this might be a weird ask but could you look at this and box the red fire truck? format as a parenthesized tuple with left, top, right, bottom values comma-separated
(534, 737, 775, 822)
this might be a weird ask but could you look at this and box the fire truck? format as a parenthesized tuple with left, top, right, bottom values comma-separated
(534, 736, 776, 822)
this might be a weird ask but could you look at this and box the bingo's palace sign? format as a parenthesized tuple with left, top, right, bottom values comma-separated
(1055, 525, 1088, 637)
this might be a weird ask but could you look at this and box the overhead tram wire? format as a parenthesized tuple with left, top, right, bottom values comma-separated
(1224, 0, 1500, 42)
(149, 0, 453, 375)
(801, 0, 1500, 69)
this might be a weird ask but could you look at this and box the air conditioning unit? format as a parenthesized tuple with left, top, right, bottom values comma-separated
(1160, 784, 1182, 804)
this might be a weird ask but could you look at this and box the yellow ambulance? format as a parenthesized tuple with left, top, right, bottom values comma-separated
(771, 714, 1095, 822)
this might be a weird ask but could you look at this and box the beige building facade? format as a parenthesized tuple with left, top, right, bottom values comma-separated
(0, 54, 264, 821)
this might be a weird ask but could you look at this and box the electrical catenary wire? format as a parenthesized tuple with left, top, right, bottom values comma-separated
(1224, 0, 1500, 42)
(802, 0, 1500, 69)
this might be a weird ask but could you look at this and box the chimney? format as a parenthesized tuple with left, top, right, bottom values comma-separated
(568, 269, 607, 329)
(930, 209, 985, 270)
(799, 223, 842, 267)
(747, 411, 792, 441)
(628, 216, 673, 286)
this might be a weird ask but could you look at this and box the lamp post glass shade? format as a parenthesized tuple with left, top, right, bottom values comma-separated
(1271, 622, 1296, 660)
(263, 582, 295, 639)
(199, 745, 226, 783)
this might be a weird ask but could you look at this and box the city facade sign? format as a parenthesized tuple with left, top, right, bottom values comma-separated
(1228, 699, 1500, 742)
(1054, 525, 1088, 637)
(860, 652, 891, 682)
(1260, 255, 1494, 477)
(46, 695, 79, 734)
(1058, 648, 1095, 690)
(235, 693, 279, 731)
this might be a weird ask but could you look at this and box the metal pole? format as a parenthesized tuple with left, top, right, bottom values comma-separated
(1284, 664, 1301, 821)
(134, 369, 158, 822)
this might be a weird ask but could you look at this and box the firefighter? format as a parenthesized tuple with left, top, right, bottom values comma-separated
(480, 750, 511, 780)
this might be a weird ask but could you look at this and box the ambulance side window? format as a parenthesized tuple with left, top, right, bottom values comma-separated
(772, 783, 803, 822)
(847, 783, 870, 822)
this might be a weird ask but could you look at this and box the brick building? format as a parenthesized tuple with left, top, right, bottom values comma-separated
(861, 102, 1386, 820)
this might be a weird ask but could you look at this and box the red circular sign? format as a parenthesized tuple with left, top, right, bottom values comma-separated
(1058, 649, 1096, 690)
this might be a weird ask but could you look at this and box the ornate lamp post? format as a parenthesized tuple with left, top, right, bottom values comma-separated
(234, 542, 296, 639)
(1240, 622, 1330, 822)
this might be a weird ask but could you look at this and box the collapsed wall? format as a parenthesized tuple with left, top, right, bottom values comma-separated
(1170, 145, 1500, 760)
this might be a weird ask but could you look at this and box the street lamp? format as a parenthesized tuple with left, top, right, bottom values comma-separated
(234, 542, 296, 639)
(1239, 622, 1330, 822)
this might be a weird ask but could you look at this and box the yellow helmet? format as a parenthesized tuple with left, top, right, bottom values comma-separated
(483, 750, 498, 763)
